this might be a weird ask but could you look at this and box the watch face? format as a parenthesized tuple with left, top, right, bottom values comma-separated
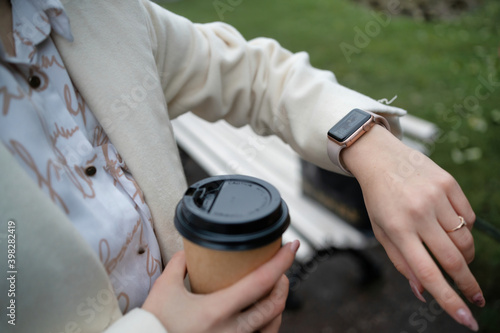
(328, 109, 371, 142)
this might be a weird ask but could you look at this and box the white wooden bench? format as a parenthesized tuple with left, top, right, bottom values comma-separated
(172, 112, 439, 269)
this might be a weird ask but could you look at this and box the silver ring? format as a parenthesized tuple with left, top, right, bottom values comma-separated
(447, 216, 467, 233)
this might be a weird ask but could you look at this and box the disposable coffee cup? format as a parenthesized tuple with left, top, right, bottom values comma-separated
(174, 175, 290, 294)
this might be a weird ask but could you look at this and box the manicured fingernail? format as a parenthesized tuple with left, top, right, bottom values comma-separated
(409, 280, 426, 303)
(289, 240, 300, 254)
(456, 308, 479, 331)
(472, 293, 485, 307)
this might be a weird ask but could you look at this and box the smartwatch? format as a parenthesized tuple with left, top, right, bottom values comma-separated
(327, 108, 390, 175)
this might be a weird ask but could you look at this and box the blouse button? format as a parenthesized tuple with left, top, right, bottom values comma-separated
(28, 75, 41, 89)
(85, 166, 97, 176)
(138, 247, 145, 255)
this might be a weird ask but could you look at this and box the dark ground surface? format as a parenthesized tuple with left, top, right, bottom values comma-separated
(280, 247, 470, 333)
(179, 147, 473, 333)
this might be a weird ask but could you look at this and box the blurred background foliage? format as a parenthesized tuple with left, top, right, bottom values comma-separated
(352, 0, 482, 21)
(157, 0, 500, 330)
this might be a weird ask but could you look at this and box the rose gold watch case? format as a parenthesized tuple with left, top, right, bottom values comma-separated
(326, 110, 390, 175)
(328, 115, 377, 148)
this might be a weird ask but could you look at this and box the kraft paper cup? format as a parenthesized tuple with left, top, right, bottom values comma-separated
(174, 175, 290, 294)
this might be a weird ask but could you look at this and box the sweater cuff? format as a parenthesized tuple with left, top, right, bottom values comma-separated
(105, 308, 167, 333)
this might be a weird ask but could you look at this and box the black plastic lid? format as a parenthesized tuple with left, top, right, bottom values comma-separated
(174, 175, 290, 251)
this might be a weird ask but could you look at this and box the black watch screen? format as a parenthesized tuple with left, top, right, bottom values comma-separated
(327, 108, 371, 142)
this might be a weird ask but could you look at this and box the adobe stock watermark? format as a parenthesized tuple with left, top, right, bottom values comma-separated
(213, 0, 243, 21)
(400, 299, 445, 333)
(54, 288, 116, 333)
(434, 71, 500, 164)
(288, 246, 337, 292)
(340, 0, 401, 64)
(224, 104, 297, 174)
(5, 220, 17, 327)
(41, 63, 167, 185)
(53, 263, 137, 333)
(100, 64, 164, 136)
(440, 73, 499, 130)
(236, 277, 287, 333)
(383, 149, 427, 188)
(385, 69, 499, 183)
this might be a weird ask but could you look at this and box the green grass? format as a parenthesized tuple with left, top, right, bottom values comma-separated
(158, 0, 500, 330)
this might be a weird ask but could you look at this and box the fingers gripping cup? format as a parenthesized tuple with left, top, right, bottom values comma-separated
(174, 175, 290, 294)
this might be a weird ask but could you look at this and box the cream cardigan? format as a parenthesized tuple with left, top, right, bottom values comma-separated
(0, 0, 405, 332)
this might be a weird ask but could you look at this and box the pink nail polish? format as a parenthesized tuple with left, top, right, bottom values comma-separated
(472, 293, 485, 307)
(456, 308, 479, 331)
(289, 240, 300, 253)
(409, 280, 426, 303)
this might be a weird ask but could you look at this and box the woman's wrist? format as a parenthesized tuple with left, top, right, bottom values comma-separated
(341, 124, 407, 183)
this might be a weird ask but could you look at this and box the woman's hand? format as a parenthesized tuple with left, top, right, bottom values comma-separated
(142, 240, 299, 333)
(342, 125, 484, 331)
